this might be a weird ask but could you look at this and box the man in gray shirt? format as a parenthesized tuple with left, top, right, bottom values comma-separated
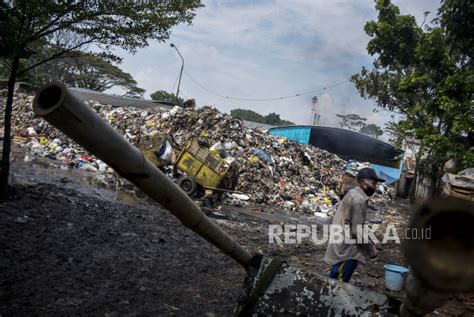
(324, 167, 384, 282)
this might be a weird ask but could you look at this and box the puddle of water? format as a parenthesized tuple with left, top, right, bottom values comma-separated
(116, 190, 141, 204)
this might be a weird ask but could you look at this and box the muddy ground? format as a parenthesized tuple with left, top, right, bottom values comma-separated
(0, 150, 472, 316)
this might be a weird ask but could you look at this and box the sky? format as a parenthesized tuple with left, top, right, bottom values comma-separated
(112, 0, 441, 139)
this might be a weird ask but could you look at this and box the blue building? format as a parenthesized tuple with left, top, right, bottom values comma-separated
(268, 125, 404, 184)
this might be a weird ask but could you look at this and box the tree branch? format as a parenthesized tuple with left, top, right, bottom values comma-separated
(28, 10, 69, 41)
(16, 39, 95, 76)
(33, 9, 109, 41)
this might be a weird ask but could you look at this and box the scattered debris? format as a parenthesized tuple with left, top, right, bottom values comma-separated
(4, 92, 349, 214)
(343, 160, 370, 177)
(442, 168, 474, 201)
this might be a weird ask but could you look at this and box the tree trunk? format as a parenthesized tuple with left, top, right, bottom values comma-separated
(409, 167, 418, 204)
(428, 173, 437, 198)
(428, 163, 442, 199)
(0, 55, 20, 200)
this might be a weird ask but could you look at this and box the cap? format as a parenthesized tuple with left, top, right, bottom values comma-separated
(356, 167, 385, 182)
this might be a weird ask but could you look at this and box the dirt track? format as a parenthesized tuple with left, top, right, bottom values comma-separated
(0, 156, 472, 316)
(0, 182, 246, 316)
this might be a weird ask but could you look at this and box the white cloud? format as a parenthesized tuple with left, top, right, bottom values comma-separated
(115, 0, 441, 140)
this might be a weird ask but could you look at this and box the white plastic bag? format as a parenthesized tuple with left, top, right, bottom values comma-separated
(159, 141, 176, 164)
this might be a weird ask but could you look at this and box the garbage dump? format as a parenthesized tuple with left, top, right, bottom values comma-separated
(30, 83, 474, 316)
(30, 83, 397, 316)
(6, 92, 349, 214)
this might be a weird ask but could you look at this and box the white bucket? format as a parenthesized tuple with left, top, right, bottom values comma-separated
(384, 264, 409, 291)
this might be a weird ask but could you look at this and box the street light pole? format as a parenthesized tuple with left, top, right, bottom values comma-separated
(170, 43, 184, 102)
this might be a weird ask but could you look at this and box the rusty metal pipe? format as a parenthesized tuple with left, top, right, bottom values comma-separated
(401, 197, 474, 316)
(33, 83, 252, 268)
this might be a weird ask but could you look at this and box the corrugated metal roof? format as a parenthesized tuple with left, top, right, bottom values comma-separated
(269, 125, 403, 154)
(269, 125, 404, 167)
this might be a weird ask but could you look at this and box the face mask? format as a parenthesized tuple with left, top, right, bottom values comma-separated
(363, 186, 375, 196)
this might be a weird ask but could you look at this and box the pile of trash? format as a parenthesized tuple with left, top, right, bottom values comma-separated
(343, 160, 371, 177)
(5, 92, 346, 213)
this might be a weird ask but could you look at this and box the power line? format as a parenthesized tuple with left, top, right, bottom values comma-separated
(171, 72, 180, 92)
(183, 69, 351, 102)
(179, 89, 188, 99)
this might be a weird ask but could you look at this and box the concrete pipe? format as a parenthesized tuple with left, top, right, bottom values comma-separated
(33, 83, 252, 268)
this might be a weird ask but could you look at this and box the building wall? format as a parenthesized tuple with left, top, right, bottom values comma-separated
(414, 174, 443, 202)
(268, 126, 311, 144)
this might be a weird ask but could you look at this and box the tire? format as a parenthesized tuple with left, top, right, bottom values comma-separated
(202, 196, 213, 208)
(178, 176, 197, 196)
(229, 117, 243, 130)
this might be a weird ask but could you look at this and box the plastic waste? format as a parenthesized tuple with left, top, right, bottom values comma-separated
(253, 149, 272, 163)
(158, 140, 175, 163)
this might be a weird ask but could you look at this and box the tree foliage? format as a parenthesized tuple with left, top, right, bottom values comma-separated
(17, 50, 145, 97)
(360, 123, 384, 139)
(336, 113, 383, 138)
(352, 0, 473, 198)
(0, 0, 203, 198)
(264, 112, 294, 126)
(336, 113, 367, 130)
(150, 90, 184, 105)
(230, 108, 294, 126)
(230, 108, 265, 123)
(1, 1, 203, 62)
(438, 0, 474, 61)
